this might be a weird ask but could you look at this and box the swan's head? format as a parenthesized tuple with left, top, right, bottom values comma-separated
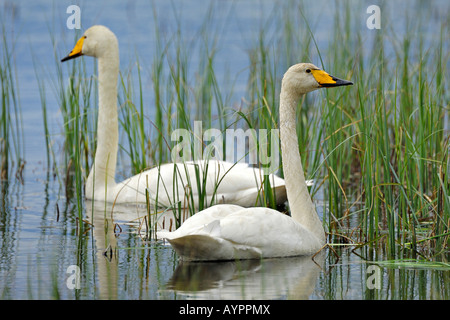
(61, 25, 118, 62)
(282, 63, 353, 97)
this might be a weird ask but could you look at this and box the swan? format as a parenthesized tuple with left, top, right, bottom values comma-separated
(61, 25, 286, 208)
(157, 63, 353, 261)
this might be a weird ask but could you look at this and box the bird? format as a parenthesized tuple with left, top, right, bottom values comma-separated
(61, 25, 286, 209)
(157, 63, 353, 261)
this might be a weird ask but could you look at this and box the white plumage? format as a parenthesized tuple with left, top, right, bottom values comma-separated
(157, 204, 324, 260)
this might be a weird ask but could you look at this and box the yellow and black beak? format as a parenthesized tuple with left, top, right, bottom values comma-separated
(311, 69, 353, 87)
(61, 36, 85, 62)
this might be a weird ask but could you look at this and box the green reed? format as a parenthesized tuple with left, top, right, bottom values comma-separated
(0, 19, 24, 182)
(317, 2, 449, 257)
(242, 1, 448, 257)
(118, 62, 148, 175)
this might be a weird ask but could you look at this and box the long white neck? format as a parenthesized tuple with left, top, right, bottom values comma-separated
(86, 48, 119, 199)
(279, 87, 326, 243)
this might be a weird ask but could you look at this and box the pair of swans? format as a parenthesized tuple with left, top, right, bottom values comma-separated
(61, 26, 285, 209)
(62, 25, 352, 261)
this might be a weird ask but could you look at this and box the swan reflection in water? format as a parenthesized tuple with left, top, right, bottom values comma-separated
(165, 253, 325, 299)
(85, 201, 324, 300)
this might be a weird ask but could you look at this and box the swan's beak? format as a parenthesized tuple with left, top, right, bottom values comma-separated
(61, 36, 85, 62)
(311, 69, 353, 87)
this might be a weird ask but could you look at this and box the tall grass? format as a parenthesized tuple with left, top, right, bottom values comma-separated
(0, 18, 24, 183)
(240, 1, 448, 258)
(313, 2, 448, 257)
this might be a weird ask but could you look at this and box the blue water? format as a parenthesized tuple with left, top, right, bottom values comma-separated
(0, 0, 448, 300)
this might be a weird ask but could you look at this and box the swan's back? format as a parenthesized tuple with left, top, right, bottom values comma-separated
(157, 204, 323, 261)
(112, 160, 286, 208)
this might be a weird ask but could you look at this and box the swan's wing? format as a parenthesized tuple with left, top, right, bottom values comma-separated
(165, 234, 262, 261)
(183, 160, 287, 206)
(157, 204, 243, 239)
(113, 163, 180, 206)
(159, 206, 264, 261)
(158, 206, 322, 260)
(114, 160, 286, 207)
(212, 162, 286, 205)
(217, 208, 305, 257)
(224, 209, 322, 256)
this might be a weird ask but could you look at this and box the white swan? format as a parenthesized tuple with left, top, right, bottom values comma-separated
(157, 63, 353, 261)
(61, 25, 286, 208)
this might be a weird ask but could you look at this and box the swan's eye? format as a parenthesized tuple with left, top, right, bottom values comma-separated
(306, 69, 311, 73)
